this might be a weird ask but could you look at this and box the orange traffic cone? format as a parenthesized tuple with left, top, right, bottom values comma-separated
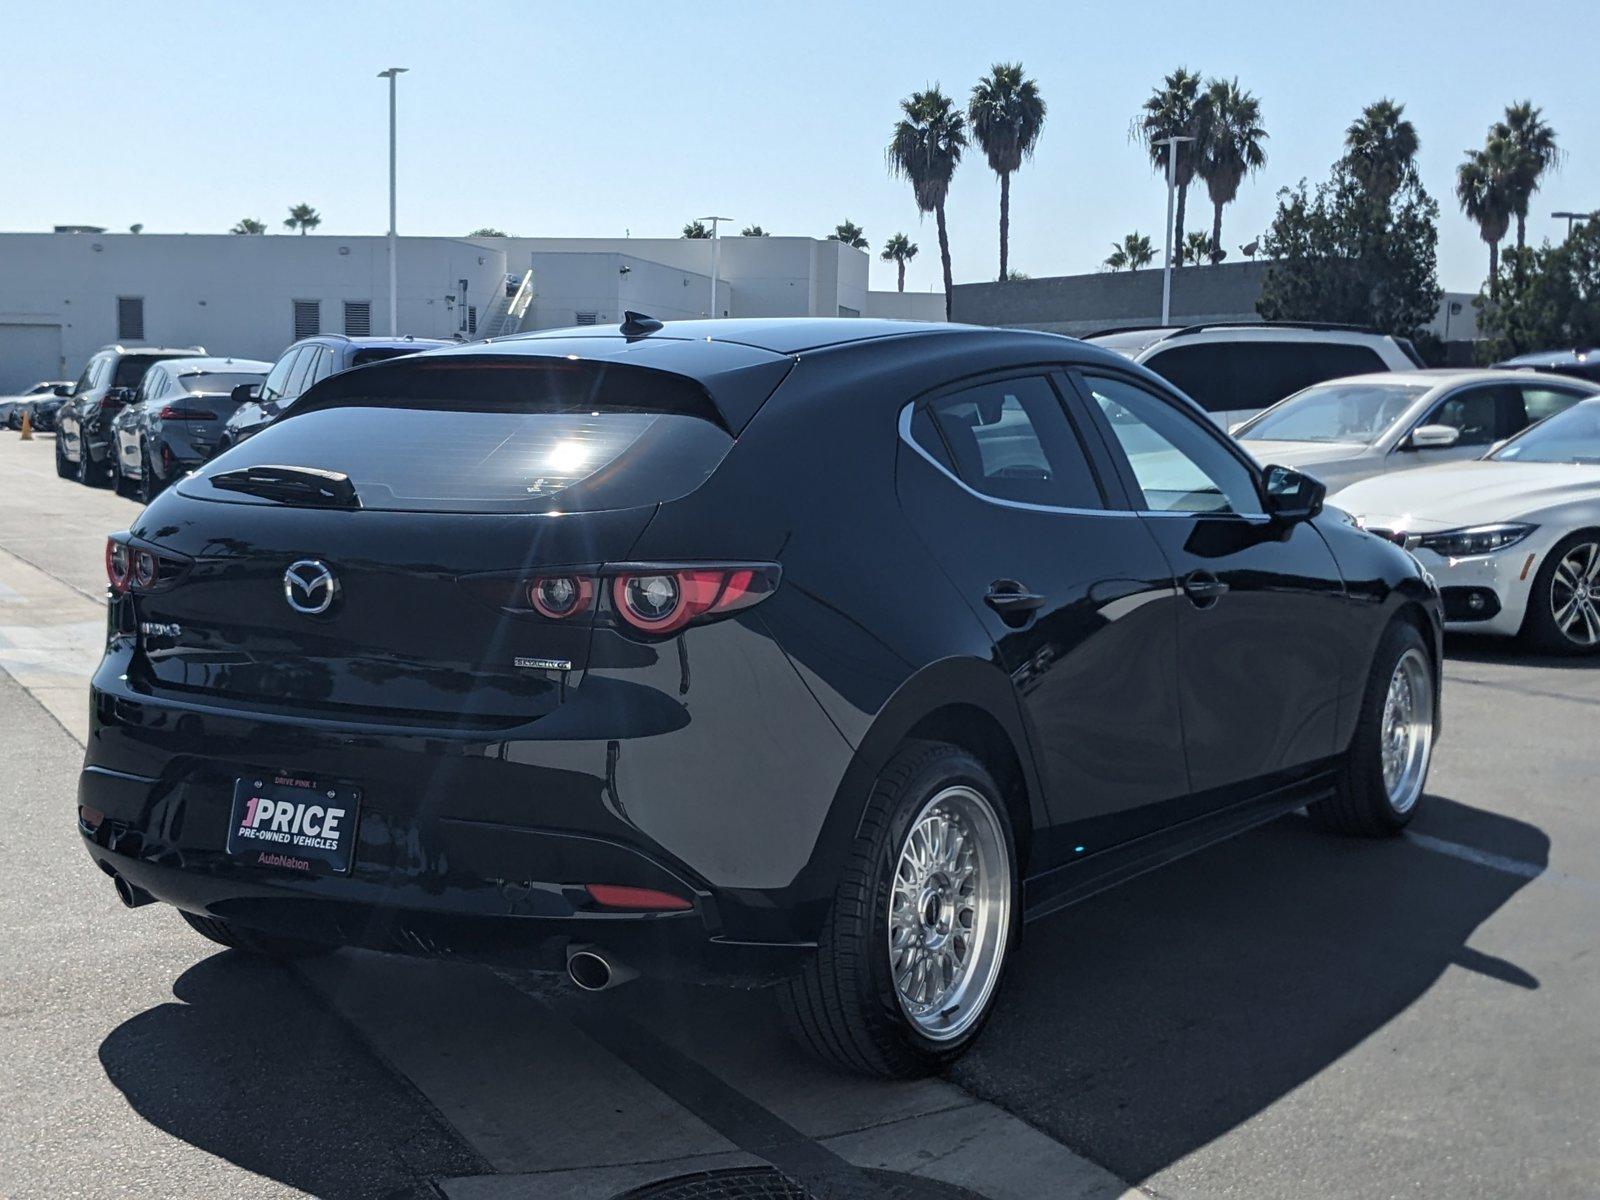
(19, 410, 33, 441)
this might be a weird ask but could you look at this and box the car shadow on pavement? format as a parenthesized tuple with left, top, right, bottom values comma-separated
(1444, 632, 1599, 669)
(97, 951, 486, 1200)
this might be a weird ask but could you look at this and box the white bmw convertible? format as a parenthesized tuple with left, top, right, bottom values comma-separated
(1331, 396, 1600, 652)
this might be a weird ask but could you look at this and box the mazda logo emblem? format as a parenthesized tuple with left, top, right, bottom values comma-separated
(283, 560, 338, 615)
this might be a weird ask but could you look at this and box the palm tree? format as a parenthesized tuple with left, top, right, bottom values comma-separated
(880, 233, 919, 291)
(1457, 133, 1517, 298)
(1344, 99, 1419, 204)
(1495, 101, 1561, 253)
(682, 220, 711, 239)
(830, 220, 868, 249)
(888, 86, 967, 319)
(283, 204, 322, 235)
(969, 62, 1047, 282)
(740, 225, 769, 237)
(1104, 232, 1154, 271)
(231, 218, 267, 235)
(1181, 231, 1216, 266)
(1137, 68, 1204, 271)
(1196, 78, 1267, 256)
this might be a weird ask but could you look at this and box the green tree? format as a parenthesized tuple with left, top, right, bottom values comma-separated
(969, 62, 1046, 282)
(880, 232, 919, 291)
(1477, 219, 1600, 359)
(1343, 98, 1419, 205)
(829, 220, 868, 249)
(230, 217, 267, 235)
(283, 204, 322, 235)
(469, 227, 509, 237)
(1196, 77, 1266, 257)
(888, 86, 967, 319)
(1495, 101, 1561, 255)
(740, 225, 769, 237)
(1137, 68, 1205, 271)
(1257, 155, 1442, 339)
(1457, 132, 1517, 298)
(128, 223, 144, 234)
(1181, 231, 1216, 266)
(682, 220, 711, 239)
(1104, 232, 1154, 271)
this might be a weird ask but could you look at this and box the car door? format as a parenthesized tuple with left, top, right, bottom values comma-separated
(121, 368, 159, 471)
(896, 370, 1192, 858)
(1072, 370, 1347, 798)
(60, 357, 101, 461)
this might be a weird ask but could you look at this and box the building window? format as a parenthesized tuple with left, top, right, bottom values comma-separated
(293, 300, 321, 341)
(574, 311, 598, 326)
(343, 301, 372, 337)
(467, 305, 478, 335)
(117, 297, 144, 341)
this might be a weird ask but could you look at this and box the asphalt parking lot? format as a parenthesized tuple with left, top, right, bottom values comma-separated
(2, 429, 1597, 1200)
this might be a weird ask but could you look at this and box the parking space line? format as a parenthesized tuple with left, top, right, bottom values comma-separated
(1405, 830, 1600, 898)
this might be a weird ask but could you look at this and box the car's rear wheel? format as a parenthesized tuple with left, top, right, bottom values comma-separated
(1520, 531, 1600, 654)
(778, 740, 1017, 1078)
(180, 911, 332, 960)
(1309, 620, 1435, 837)
(77, 441, 107, 487)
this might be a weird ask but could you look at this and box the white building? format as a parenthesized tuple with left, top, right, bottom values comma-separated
(0, 230, 940, 393)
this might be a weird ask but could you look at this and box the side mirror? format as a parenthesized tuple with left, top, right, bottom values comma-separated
(104, 387, 133, 405)
(231, 382, 261, 404)
(53, 384, 70, 397)
(1407, 423, 1461, 450)
(1263, 464, 1326, 523)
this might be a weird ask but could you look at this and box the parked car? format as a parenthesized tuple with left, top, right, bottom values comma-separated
(217, 335, 452, 452)
(56, 345, 205, 485)
(1, 381, 71, 429)
(1084, 322, 1423, 429)
(1333, 395, 1600, 652)
(1234, 369, 1599, 490)
(83, 317, 1440, 1078)
(1495, 347, 1600, 385)
(26, 391, 71, 433)
(109, 358, 272, 502)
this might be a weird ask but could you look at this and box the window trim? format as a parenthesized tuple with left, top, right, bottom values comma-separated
(897, 367, 1128, 519)
(1066, 366, 1272, 521)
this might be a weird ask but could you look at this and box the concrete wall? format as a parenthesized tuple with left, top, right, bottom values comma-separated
(862, 290, 947, 322)
(952, 262, 1271, 334)
(0, 232, 507, 390)
(523, 252, 719, 331)
(480, 235, 868, 323)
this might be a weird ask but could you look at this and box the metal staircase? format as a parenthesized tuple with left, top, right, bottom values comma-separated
(479, 269, 535, 340)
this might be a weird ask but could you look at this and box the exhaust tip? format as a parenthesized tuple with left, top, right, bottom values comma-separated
(113, 873, 154, 909)
(567, 949, 613, 992)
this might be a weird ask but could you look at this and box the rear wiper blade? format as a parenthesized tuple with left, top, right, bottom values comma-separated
(208, 464, 361, 509)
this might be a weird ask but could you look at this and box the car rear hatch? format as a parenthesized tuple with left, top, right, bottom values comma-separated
(130, 347, 791, 728)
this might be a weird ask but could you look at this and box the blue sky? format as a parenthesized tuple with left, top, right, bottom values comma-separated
(6, 0, 1595, 295)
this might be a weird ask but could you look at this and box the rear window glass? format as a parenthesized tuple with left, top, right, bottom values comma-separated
(350, 348, 414, 367)
(113, 355, 177, 388)
(182, 361, 733, 514)
(1147, 342, 1389, 413)
(179, 372, 266, 394)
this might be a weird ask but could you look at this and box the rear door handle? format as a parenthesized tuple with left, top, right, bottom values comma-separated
(1182, 570, 1230, 607)
(985, 580, 1047, 620)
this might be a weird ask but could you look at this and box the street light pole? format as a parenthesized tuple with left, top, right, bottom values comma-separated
(700, 216, 730, 318)
(1552, 210, 1597, 239)
(378, 67, 408, 336)
(1159, 135, 1194, 327)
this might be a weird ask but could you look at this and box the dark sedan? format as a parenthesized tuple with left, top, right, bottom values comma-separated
(109, 357, 271, 502)
(81, 317, 1442, 1077)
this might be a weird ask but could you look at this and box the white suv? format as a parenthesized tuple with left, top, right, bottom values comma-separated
(1085, 322, 1423, 430)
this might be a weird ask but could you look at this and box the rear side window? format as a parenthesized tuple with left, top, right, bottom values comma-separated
(1518, 384, 1588, 425)
(185, 360, 735, 514)
(1147, 341, 1388, 413)
(179, 372, 265, 395)
(924, 376, 1102, 509)
(113, 355, 169, 389)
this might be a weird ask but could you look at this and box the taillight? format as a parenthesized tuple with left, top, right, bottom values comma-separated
(612, 568, 762, 635)
(158, 405, 217, 420)
(106, 539, 131, 592)
(529, 574, 593, 619)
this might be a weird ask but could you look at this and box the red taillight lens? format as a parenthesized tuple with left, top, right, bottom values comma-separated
(529, 574, 593, 619)
(584, 884, 693, 912)
(611, 566, 774, 635)
(157, 405, 217, 420)
(105, 538, 131, 592)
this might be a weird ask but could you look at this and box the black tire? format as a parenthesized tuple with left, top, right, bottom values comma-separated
(1519, 530, 1600, 655)
(109, 442, 129, 496)
(180, 911, 332, 960)
(1308, 620, 1435, 837)
(55, 436, 73, 478)
(77, 441, 107, 487)
(778, 739, 1019, 1078)
(139, 444, 157, 505)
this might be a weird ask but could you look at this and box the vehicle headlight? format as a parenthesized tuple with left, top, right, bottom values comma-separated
(1414, 523, 1536, 557)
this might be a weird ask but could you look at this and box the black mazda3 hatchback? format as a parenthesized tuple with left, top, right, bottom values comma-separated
(79, 317, 1442, 1076)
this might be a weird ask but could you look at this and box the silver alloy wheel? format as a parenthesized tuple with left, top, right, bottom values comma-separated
(1380, 648, 1434, 814)
(1550, 541, 1600, 646)
(887, 784, 1011, 1042)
